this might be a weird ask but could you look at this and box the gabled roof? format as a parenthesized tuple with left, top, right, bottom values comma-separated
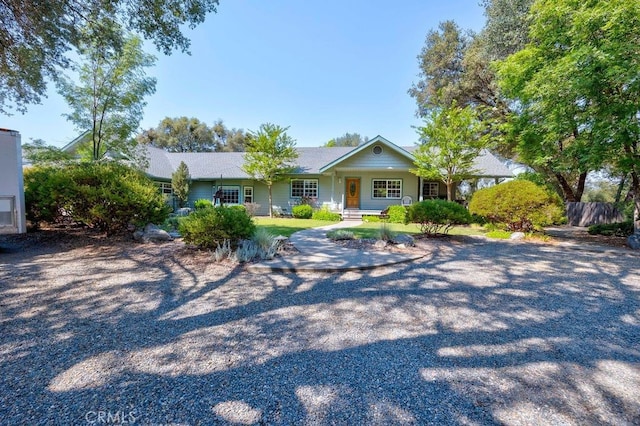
(136, 136, 514, 180)
(318, 135, 414, 173)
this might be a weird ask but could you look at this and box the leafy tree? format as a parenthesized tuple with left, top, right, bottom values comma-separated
(408, 21, 470, 116)
(324, 133, 368, 147)
(481, 0, 534, 60)
(140, 117, 217, 152)
(0, 0, 218, 114)
(412, 103, 491, 201)
(57, 19, 156, 161)
(212, 120, 248, 152)
(22, 139, 73, 165)
(496, 0, 640, 223)
(242, 123, 298, 217)
(171, 161, 190, 208)
(139, 118, 248, 152)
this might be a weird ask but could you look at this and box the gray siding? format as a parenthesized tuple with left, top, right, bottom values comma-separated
(333, 171, 419, 211)
(338, 145, 413, 170)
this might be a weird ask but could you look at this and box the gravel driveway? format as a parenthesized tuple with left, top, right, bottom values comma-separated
(1, 234, 639, 425)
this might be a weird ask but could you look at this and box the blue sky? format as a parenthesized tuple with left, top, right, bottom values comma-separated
(2, 0, 486, 148)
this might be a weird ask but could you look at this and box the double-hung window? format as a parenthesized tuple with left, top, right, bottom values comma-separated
(372, 179, 402, 199)
(291, 179, 318, 198)
(422, 181, 439, 198)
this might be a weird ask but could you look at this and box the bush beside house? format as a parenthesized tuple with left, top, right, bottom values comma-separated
(24, 162, 169, 235)
(179, 205, 255, 249)
(469, 180, 565, 232)
(406, 200, 471, 236)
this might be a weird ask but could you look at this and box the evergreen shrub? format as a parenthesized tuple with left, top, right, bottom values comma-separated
(179, 205, 256, 249)
(407, 199, 471, 236)
(292, 204, 313, 219)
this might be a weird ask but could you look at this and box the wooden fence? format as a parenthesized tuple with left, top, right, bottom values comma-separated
(566, 202, 625, 227)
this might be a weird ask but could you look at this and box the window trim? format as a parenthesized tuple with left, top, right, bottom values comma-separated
(290, 178, 319, 198)
(372, 179, 402, 200)
(243, 186, 254, 204)
(156, 182, 173, 195)
(218, 185, 240, 205)
(423, 181, 439, 198)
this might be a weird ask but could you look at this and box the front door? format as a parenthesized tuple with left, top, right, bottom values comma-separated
(345, 178, 360, 209)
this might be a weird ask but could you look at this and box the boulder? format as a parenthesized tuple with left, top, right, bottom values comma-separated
(627, 234, 640, 250)
(374, 240, 388, 249)
(134, 223, 174, 243)
(510, 232, 526, 240)
(392, 234, 415, 246)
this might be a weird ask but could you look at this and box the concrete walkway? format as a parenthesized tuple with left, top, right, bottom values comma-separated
(247, 221, 425, 273)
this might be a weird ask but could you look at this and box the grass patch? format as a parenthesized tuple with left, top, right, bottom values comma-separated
(336, 223, 487, 239)
(253, 217, 339, 237)
(485, 230, 512, 239)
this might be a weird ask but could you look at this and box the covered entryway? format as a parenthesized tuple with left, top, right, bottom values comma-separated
(345, 178, 360, 209)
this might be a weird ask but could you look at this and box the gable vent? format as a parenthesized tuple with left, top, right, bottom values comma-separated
(372, 145, 383, 155)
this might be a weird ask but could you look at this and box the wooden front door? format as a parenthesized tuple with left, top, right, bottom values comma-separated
(345, 178, 360, 209)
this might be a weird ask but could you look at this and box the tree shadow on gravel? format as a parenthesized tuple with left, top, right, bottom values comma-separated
(0, 236, 639, 424)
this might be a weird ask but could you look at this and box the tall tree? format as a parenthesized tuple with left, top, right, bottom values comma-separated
(408, 21, 470, 117)
(0, 0, 218, 114)
(140, 117, 217, 152)
(57, 19, 156, 161)
(324, 133, 368, 147)
(212, 119, 248, 152)
(495, 0, 640, 206)
(481, 0, 535, 60)
(171, 161, 190, 208)
(412, 103, 491, 201)
(243, 123, 298, 217)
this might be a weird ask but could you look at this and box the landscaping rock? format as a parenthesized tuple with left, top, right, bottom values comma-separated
(134, 223, 174, 243)
(627, 234, 640, 250)
(392, 234, 415, 246)
(510, 232, 526, 240)
(374, 240, 388, 249)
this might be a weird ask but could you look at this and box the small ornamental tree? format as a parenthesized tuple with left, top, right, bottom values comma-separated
(407, 199, 471, 236)
(412, 102, 491, 201)
(179, 205, 255, 249)
(171, 161, 190, 208)
(242, 123, 298, 217)
(469, 180, 565, 232)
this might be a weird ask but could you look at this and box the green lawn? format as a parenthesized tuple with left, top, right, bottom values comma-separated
(253, 216, 487, 238)
(338, 222, 487, 239)
(253, 217, 339, 237)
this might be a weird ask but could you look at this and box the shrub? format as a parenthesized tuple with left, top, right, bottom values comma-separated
(292, 204, 313, 219)
(377, 223, 396, 241)
(327, 229, 355, 240)
(386, 205, 407, 224)
(407, 199, 471, 236)
(194, 199, 212, 210)
(24, 162, 169, 234)
(588, 221, 633, 237)
(312, 207, 341, 221)
(243, 202, 261, 217)
(469, 180, 565, 232)
(179, 205, 256, 249)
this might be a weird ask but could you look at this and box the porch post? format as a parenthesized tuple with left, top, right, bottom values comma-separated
(419, 177, 424, 201)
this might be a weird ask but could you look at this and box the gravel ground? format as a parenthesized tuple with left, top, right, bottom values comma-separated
(0, 231, 639, 425)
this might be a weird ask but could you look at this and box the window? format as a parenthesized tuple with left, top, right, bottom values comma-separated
(157, 182, 172, 195)
(243, 186, 254, 203)
(422, 181, 439, 198)
(218, 186, 240, 204)
(291, 179, 318, 198)
(372, 179, 402, 199)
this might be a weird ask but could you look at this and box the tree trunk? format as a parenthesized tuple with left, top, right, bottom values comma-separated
(553, 172, 587, 202)
(268, 184, 273, 218)
(446, 181, 453, 202)
(615, 173, 627, 203)
(630, 170, 640, 235)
